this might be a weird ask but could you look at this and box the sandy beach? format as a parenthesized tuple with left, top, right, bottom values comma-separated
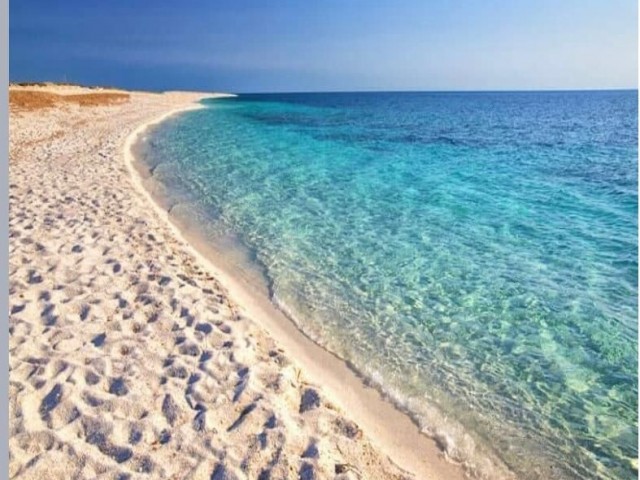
(7, 86, 470, 480)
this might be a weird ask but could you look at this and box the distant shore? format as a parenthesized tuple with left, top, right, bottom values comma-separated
(9, 84, 472, 479)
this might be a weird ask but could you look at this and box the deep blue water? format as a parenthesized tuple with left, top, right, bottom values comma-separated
(139, 91, 638, 479)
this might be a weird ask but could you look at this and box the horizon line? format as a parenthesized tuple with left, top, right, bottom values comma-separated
(8, 79, 638, 95)
(235, 87, 638, 95)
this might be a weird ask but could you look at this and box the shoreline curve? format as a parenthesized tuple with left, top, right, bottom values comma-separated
(122, 94, 487, 480)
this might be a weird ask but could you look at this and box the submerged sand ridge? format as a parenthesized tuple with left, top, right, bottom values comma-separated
(9, 86, 469, 479)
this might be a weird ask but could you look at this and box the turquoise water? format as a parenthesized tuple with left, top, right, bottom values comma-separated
(139, 91, 637, 479)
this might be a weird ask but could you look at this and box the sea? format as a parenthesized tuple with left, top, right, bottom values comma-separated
(136, 91, 638, 479)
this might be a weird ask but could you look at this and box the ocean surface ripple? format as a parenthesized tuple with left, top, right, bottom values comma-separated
(139, 91, 637, 479)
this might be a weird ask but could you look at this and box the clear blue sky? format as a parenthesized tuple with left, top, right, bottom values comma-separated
(10, 0, 638, 93)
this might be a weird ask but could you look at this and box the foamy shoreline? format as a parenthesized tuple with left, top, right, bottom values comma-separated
(9, 86, 471, 479)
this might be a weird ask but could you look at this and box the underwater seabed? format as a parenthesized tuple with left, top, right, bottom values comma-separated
(137, 90, 638, 479)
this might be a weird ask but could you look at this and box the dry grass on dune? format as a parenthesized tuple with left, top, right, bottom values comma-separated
(9, 90, 130, 111)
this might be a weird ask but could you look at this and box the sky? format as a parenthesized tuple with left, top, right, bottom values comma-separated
(9, 0, 639, 93)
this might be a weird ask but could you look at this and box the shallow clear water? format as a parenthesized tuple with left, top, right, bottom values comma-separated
(140, 91, 638, 479)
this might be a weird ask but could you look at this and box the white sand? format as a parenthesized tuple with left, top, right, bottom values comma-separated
(9, 87, 467, 479)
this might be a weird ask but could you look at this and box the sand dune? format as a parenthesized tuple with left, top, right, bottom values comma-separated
(9, 90, 130, 111)
(8, 87, 461, 479)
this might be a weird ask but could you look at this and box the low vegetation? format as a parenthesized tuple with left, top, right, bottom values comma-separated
(9, 90, 130, 111)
